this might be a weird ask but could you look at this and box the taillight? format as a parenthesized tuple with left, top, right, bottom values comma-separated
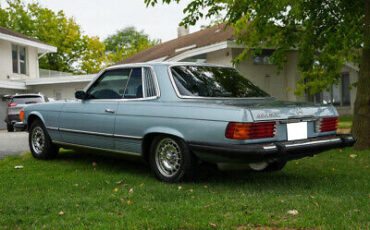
(315, 117, 338, 132)
(8, 103, 17, 107)
(225, 122, 276, 140)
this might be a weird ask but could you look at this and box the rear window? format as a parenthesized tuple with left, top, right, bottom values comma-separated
(12, 96, 43, 104)
(170, 65, 269, 98)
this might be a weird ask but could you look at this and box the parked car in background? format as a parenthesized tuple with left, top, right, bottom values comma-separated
(17, 63, 355, 182)
(4, 93, 48, 132)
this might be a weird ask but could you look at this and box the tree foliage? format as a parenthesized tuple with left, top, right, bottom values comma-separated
(145, 0, 369, 150)
(0, 0, 159, 74)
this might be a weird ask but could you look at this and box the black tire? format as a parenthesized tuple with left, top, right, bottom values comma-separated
(7, 123, 14, 132)
(149, 135, 198, 183)
(29, 120, 59, 159)
(263, 160, 287, 172)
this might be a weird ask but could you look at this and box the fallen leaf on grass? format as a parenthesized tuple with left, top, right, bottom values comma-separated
(309, 195, 315, 199)
(339, 149, 343, 152)
(120, 198, 125, 204)
(113, 188, 119, 192)
(92, 162, 97, 167)
(204, 185, 208, 189)
(350, 154, 358, 158)
(287, 210, 298, 215)
(127, 200, 132, 205)
(178, 186, 182, 190)
(189, 189, 194, 192)
(209, 222, 217, 227)
(117, 211, 122, 216)
(58, 211, 65, 216)
(152, 196, 155, 200)
(314, 202, 319, 207)
(280, 200, 285, 203)
(14, 165, 24, 169)
(115, 180, 124, 185)
(191, 196, 195, 199)
(129, 188, 133, 193)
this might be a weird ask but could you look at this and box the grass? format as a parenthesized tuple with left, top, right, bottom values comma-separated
(338, 116, 353, 129)
(0, 147, 369, 229)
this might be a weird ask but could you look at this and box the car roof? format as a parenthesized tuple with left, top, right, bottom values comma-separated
(106, 62, 234, 70)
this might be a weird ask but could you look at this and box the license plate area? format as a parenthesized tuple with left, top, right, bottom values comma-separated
(287, 122, 307, 141)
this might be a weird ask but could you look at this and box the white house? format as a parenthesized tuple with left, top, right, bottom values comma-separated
(0, 26, 94, 129)
(118, 25, 359, 116)
(0, 25, 358, 129)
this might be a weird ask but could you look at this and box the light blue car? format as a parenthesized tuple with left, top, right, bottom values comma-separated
(17, 63, 355, 182)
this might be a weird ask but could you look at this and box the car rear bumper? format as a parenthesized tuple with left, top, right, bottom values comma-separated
(188, 134, 356, 163)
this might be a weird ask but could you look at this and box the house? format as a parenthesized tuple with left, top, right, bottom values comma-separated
(0, 26, 95, 129)
(118, 24, 358, 116)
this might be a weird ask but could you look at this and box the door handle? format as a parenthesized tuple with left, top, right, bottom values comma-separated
(105, 109, 115, 113)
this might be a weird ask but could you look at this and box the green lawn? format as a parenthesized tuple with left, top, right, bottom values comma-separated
(0, 147, 369, 229)
(338, 116, 353, 129)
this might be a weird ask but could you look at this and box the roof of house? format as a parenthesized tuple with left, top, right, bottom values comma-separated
(0, 26, 57, 53)
(117, 24, 235, 64)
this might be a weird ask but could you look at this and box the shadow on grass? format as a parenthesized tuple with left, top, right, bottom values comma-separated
(48, 148, 350, 192)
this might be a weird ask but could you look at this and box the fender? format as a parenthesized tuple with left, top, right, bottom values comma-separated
(143, 126, 185, 139)
(27, 111, 46, 127)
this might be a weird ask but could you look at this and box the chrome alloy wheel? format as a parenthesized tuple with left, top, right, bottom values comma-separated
(155, 138, 182, 177)
(31, 126, 45, 154)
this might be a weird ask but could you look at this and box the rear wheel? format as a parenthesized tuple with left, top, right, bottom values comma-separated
(7, 123, 14, 132)
(149, 135, 198, 183)
(29, 120, 59, 159)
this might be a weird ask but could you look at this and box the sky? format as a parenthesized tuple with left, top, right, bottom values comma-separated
(0, 0, 210, 42)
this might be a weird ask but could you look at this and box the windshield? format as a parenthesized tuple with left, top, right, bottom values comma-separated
(12, 96, 43, 104)
(170, 65, 269, 98)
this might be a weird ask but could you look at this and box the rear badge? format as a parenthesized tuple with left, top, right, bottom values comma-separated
(256, 113, 280, 119)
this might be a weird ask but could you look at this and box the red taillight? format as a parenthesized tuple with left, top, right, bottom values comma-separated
(315, 117, 338, 132)
(225, 122, 276, 140)
(8, 103, 17, 107)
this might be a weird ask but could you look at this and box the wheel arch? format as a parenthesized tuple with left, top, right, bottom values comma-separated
(27, 112, 45, 131)
(141, 127, 185, 163)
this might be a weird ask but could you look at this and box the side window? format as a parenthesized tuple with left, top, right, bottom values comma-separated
(124, 68, 143, 99)
(144, 67, 158, 97)
(87, 69, 131, 99)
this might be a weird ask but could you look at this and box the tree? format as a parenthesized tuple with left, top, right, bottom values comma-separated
(104, 26, 160, 55)
(145, 0, 370, 150)
(79, 36, 107, 74)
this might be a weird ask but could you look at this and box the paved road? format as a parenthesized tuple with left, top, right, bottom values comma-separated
(0, 130, 29, 159)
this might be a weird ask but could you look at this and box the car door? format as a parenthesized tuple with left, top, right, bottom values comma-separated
(59, 68, 131, 150)
(114, 67, 160, 155)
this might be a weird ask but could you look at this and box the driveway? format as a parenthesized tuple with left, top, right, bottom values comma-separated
(0, 130, 29, 159)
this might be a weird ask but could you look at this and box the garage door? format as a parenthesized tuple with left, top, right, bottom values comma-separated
(0, 99, 6, 129)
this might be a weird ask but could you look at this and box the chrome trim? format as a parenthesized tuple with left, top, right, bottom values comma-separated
(284, 138, 341, 148)
(167, 63, 271, 100)
(113, 134, 142, 140)
(59, 128, 113, 137)
(262, 145, 277, 150)
(52, 141, 141, 157)
(58, 127, 142, 140)
(46, 126, 59, 131)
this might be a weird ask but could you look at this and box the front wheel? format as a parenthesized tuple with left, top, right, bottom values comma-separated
(149, 135, 198, 183)
(29, 120, 59, 159)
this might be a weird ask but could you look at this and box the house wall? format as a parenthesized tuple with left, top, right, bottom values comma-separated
(206, 48, 233, 66)
(337, 65, 358, 115)
(0, 39, 39, 80)
(29, 82, 89, 100)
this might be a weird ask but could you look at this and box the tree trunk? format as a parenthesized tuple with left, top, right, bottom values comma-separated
(352, 0, 370, 150)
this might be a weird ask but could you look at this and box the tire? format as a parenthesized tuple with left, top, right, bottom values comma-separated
(29, 120, 59, 159)
(149, 135, 198, 183)
(7, 123, 14, 132)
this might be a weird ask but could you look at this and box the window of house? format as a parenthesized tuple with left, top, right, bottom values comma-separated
(253, 49, 274, 65)
(12, 44, 27, 75)
(311, 73, 351, 106)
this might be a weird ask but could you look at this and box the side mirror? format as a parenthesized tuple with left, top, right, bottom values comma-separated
(75, 91, 86, 100)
